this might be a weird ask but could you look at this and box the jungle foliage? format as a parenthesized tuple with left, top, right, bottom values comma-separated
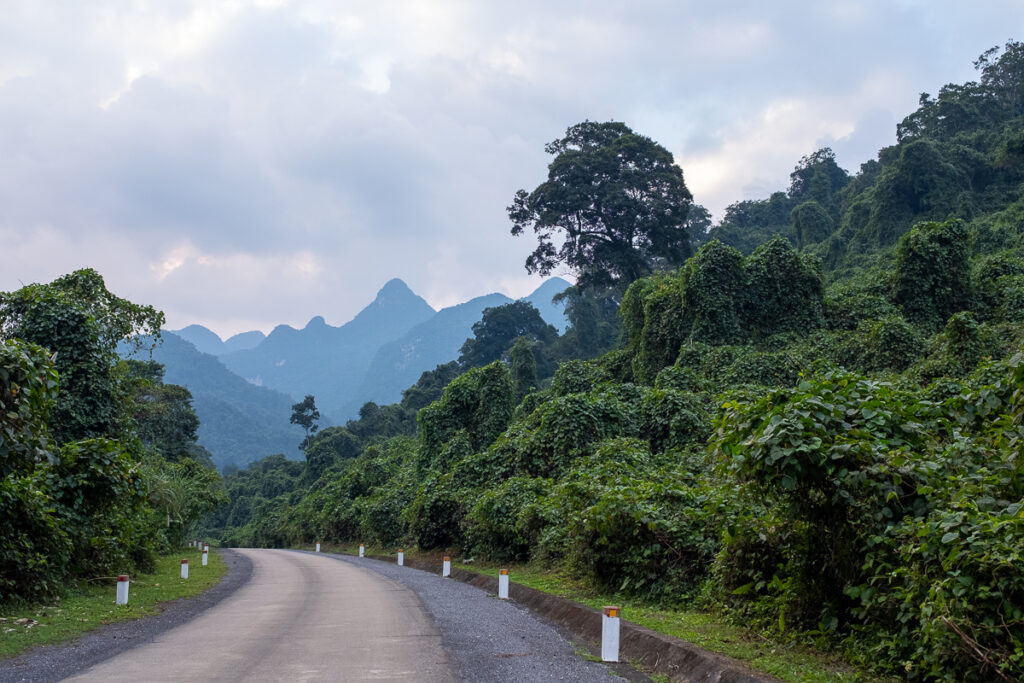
(1, 270, 224, 604)
(207, 44, 1024, 681)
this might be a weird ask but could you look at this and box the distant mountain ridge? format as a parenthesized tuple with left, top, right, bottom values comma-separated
(216, 278, 437, 419)
(154, 277, 569, 468)
(125, 333, 306, 470)
(172, 325, 266, 356)
(346, 291, 513, 415)
(167, 276, 569, 420)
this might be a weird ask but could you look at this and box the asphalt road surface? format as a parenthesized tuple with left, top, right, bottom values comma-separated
(64, 549, 454, 682)
(50, 549, 624, 682)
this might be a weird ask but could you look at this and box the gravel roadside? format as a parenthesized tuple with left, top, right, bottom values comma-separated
(1, 549, 647, 682)
(0, 549, 253, 683)
(321, 551, 644, 683)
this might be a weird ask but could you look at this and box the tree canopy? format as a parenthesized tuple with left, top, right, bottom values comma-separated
(508, 120, 693, 291)
(0, 268, 164, 446)
(290, 394, 320, 447)
(458, 301, 557, 369)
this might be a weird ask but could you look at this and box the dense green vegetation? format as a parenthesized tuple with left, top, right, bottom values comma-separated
(206, 43, 1024, 681)
(1, 270, 224, 605)
(132, 331, 306, 470)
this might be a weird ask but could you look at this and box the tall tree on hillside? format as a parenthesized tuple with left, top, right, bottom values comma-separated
(787, 147, 850, 204)
(458, 301, 557, 369)
(508, 120, 693, 291)
(290, 394, 320, 448)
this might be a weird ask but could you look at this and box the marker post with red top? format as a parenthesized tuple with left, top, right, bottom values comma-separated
(116, 575, 130, 606)
(442, 556, 451, 578)
(180, 559, 189, 579)
(202, 546, 209, 566)
(498, 569, 509, 599)
(601, 606, 620, 662)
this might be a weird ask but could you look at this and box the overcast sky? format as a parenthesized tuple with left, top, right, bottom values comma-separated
(0, 1, 1018, 337)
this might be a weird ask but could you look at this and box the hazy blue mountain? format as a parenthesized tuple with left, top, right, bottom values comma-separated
(522, 277, 571, 332)
(171, 324, 225, 356)
(220, 278, 436, 419)
(127, 333, 306, 470)
(222, 330, 265, 354)
(346, 292, 514, 415)
(170, 324, 265, 356)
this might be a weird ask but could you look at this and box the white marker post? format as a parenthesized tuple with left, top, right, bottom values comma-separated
(442, 556, 451, 578)
(181, 559, 189, 579)
(359, 544, 364, 558)
(397, 549, 404, 566)
(316, 542, 321, 553)
(601, 606, 620, 662)
(116, 575, 130, 606)
(498, 569, 509, 599)
(202, 546, 209, 567)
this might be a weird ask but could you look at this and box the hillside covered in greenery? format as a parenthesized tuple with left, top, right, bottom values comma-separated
(205, 43, 1024, 681)
(1, 270, 224, 605)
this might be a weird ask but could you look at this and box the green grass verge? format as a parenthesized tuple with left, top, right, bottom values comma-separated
(0, 547, 227, 660)
(454, 560, 893, 683)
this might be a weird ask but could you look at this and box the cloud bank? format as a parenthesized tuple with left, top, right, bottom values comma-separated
(0, 0, 1016, 335)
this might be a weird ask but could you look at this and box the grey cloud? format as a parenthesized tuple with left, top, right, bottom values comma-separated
(0, 0, 1019, 335)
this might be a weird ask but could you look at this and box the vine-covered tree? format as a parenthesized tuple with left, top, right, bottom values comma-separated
(791, 200, 834, 248)
(508, 120, 693, 291)
(508, 336, 538, 398)
(893, 218, 973, 330)
(787, 147, 850, 204)
(458, 301, 557, 369)
(680, 239, 746, 344)
(0, 268, 163, 446)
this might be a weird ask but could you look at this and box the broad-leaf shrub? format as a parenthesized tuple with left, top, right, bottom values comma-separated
(418, 362, 515, 473)
(541, 439, 721, 601)
(1, 339, 59, 475)
(713, 356, 1024, 679)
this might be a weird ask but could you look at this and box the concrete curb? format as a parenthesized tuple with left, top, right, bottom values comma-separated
(369, 554, 780, 683)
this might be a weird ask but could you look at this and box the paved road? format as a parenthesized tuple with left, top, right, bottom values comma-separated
(65, 549, 454, 682)
(325, 552, 624, 682)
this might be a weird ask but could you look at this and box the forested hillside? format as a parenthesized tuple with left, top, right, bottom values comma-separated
(1, 270, 224, 605)
(129, 332, 306, 470)
(207, 43, 1024, 681)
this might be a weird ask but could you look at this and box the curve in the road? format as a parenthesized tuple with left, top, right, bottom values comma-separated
(65, 549, 454, 682)
(2, 549, 628, 682)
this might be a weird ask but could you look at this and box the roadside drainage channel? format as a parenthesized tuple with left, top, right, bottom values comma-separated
(364, 553, 780, 683)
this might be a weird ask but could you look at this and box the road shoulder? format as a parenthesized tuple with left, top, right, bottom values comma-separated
(0, 549, 252, 683)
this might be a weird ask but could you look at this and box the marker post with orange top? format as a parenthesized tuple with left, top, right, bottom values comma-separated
(498, 569, 509, 599)
(359, 544, 364, 557)
(442, 556, 451, 577)
(601, 606, 620, 662)
(397, 549, 404, 566)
